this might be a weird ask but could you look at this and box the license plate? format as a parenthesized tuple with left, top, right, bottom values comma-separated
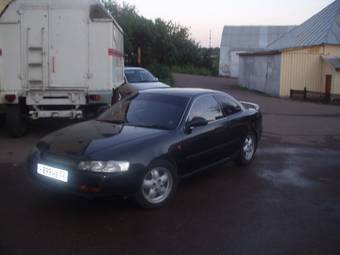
(37, 163, 68, 183)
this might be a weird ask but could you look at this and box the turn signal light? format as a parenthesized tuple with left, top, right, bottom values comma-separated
(5, 94, 16, 102)
(88, 95, 102, 102)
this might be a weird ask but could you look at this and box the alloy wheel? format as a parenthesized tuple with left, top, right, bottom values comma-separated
(243, 135, 255, 161)
(142, 167, 173, 204)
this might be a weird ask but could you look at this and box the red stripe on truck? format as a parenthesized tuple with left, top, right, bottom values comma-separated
(108, 48, 124, 58)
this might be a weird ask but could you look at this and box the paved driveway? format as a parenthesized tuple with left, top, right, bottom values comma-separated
(1, 74, 340, 255)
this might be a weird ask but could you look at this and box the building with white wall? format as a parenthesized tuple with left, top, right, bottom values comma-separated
(239, 0, 340, 100)
(219, 26, 294, 77)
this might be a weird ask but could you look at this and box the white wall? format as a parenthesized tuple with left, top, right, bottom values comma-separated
(0, 24, 21, 92)
(0, 0, 124, 97)
(239, 54, 282, 96)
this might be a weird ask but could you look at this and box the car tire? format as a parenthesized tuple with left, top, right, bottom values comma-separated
(6, 105, 28, 138)
(134, 160, 178, 209)
(0, 114, 5, 127)
(235, 132, 257, 166)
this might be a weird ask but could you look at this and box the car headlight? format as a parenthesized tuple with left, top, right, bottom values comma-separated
(78, 161, 130, 173)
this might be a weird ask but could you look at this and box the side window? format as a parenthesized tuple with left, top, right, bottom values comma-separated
(140, 70, 155, 82)
(188, 96, 223, 122)
(215, 94, 242, 116)
(124, 70, 140, 83)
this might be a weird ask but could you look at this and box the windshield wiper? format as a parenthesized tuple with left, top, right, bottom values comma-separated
(97, 119, 125, 124)
(135, 123, 170, 130)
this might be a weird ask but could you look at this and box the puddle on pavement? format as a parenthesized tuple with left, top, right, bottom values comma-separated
(258, 165, 318, 188)
(255, 145, 340, 188)
(258, 146, 340, 157)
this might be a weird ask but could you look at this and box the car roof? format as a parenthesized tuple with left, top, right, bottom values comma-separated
(139, 88, 221, 98)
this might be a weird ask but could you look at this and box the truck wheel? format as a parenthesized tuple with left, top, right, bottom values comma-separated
(6, 105, 28, 138)
(0, 114, 5, 127)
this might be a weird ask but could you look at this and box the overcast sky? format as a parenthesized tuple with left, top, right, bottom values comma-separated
(116, 0, 335, 47)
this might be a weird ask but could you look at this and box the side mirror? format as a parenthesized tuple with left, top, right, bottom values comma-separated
(185, 117, 208, 132)
(155, 77, 159, 82)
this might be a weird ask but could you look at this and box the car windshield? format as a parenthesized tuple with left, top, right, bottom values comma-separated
(98, 93, 189, 130)
(125, 69, 157, 83)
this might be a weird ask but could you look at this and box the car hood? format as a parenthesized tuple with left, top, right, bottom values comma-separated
(38, 120, 167, 157)
(129, 82, 170, 90)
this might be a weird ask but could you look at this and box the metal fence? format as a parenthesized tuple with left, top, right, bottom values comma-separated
(290, 88, 340, 104)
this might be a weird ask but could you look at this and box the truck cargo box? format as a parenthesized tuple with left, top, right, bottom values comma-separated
(0, 0, 125, 136)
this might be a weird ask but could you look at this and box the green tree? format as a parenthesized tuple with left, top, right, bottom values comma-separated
(102, 0, 219, 80)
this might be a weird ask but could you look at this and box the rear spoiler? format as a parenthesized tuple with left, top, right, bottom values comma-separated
(240, 101, 260, 112)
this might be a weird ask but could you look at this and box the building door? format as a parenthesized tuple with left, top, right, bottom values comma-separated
(325, 75, 332, 102)
(230, 51, 241, 77)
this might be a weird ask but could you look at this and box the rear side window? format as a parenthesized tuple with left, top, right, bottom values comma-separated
(124, 69, 157, 83)
(188, 95, 223, 122)
(124, 70, 140, 83)
(140, 70, 156, 82)
(215, 94, 242, 116)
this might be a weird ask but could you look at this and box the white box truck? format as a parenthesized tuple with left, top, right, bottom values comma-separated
(0, 0, 125, 137)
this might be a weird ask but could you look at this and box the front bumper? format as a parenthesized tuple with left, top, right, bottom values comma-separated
(26, 152, 144, 198)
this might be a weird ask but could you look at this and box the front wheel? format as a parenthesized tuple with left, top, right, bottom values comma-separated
(134, 160, 178, 209)
(235, 132, 257, 166)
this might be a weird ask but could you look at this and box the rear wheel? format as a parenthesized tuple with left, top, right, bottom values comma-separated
(235, 132, 257, 166)
(6, 105, 28, 138)
(135, 160, 178, 209)
(0, 114, 5, 127)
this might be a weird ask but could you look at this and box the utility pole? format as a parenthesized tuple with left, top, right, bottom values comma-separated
(137, 47, 141, 66)
(209, 29, 212, 48)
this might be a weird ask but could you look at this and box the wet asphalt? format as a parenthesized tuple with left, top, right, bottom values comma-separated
(1, 74, 340, 255)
